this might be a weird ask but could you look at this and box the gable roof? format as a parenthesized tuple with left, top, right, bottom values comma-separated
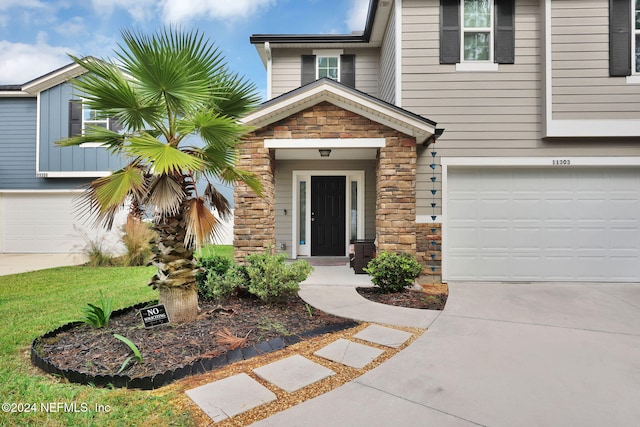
(241, 78, 442, 145)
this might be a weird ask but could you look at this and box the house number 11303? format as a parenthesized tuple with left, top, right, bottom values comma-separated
(552, 159, 571, 166)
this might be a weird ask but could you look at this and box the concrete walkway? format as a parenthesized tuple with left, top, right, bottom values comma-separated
(254, 271, 640, 426)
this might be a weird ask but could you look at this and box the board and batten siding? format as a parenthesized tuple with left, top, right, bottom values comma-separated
(274, 159, 376, 258)
(379, 2, 397, 104)
(39, 82, 125, 173)
(0, 96, 88, 190)
(270, 48, 380, 99)
(551, 0, 640, 120)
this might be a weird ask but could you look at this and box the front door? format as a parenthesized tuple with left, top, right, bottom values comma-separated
(311, 176, 346, 256)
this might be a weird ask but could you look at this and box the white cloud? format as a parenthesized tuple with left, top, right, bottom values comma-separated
(346, 0, 370, 32)
(54, 16, 86, 37)
(0, 0, 47, 11)
(0, 39, 75, 85)
(90, 0, 157, 22)
(160, 0, 276, 24)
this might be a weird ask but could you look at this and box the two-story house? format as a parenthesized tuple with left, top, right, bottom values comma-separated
(0, 62, 127, 253)
(0, 62, 235, 254)
(234, 0, 640, 283)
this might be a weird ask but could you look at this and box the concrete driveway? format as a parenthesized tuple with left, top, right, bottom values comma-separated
(257, 282, 640, 426)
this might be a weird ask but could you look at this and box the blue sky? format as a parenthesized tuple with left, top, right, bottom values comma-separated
(0, 0, 370, 99)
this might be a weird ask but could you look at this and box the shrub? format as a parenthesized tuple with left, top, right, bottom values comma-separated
(82, 237, 117, 267)
(196, 254, 234, 290)
(81, 291, 114, 328)
(121, 216, 156, 266)
(200, 266, 245, 302)
(363, 251, 422, 293)
(245, 253, 313, 303)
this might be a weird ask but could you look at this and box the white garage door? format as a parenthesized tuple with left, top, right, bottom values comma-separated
(447, 167, 640, 282)
(1, 193, 123, 254)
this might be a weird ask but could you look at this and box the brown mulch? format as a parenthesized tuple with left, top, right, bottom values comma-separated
(36, 283, 448, 382)
(357, 282, 449, 310)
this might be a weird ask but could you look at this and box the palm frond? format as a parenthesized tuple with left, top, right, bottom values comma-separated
(220, 167, 263, 196)
(185, 198, 218, 249)
(203, 183, 232, 220)
(126, 133, 205, 174)
(145, 174, 185, 218)
(56, 125, 125, 152)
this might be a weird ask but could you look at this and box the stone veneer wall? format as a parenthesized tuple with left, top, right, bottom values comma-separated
(234, 101, 419, 262)
(416, 223, 442, 282)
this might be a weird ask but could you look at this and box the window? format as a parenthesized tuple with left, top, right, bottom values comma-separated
(440, 0, 514, 67)
(83, 105, 109, 131)
(301, 54, 355, 87)
(462, 0, 493, 61)
(610, 0, 636, 77)
(317, 56, 339, 80)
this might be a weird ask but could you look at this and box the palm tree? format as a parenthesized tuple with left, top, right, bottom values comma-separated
(58, 28, 262, 323)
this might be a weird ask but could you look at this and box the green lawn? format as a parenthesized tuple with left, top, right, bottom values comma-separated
(0, 265, 199, 426)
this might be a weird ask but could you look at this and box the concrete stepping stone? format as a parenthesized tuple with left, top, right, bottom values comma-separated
(186, 373, 276, 423)
(353, 324, 413, 348)
(253, 354, 335, 393)
(314, 338, 384, 369)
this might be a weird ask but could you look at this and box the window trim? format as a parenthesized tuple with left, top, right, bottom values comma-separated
(312, 49, 344, 82)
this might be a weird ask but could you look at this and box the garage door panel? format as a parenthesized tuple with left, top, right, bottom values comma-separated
(447, 167, 640, 282)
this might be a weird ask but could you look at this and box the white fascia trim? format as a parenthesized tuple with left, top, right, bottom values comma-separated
(416, 215, 442, 224)
(0, 91, 32, 97)
(36, 171, 111, 178)
(546, 120, 640, 138)
(265, 138, 386, 149)
(395, 0, 403, 108)
(22, 63, 86, 95)
(441, 156, 640, 167)
(0, 189, 84, 194)
(312, 49, 344, 56)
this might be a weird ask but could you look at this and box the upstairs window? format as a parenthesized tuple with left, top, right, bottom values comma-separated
(462, 0, 493, 61)
(609, 0, 640, 77)
(68, 100, 120, 146)
(301, 52, 355, 87)
(83, 106, 109, 131)
(440, 0, 514, 68)
(635, 0, 640, 73)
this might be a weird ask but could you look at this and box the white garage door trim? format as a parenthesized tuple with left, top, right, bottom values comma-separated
(441, 157, 640, 283)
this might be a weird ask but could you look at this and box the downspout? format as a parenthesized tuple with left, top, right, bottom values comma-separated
(265, 42, 272, 100)
(395, 0, 402, 107)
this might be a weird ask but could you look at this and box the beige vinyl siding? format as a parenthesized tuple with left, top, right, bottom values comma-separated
(274, 159, 376, 258)
(270, 48, 380, 99)
(401, 0, 542, 160)
(551, 0, 640, 120)
(379, 2, 397, 104)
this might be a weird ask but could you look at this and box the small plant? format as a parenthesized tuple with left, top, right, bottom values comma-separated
(120, 215, 156, 266)
(81, 291, 114, 328)
(305, 303, 314, 318)
(364, 251, 422, 293)
(196, 254, 234, 289)
(245, 253, 313, 303)
(200, 266, 245, 302)
(113, 334, 142, 374)
(257, 318, 290, 336)
(83, 237, 117, 267)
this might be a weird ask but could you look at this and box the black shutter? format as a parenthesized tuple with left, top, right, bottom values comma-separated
(440, 0, 460, 64)
(68, 99, 82, 137)
(495, 0, 515, 64)
(340, 54, 356, 88)
(108, 117, 122, 133)
(301, 55, 316, 85)
(609, 0, 632, 76)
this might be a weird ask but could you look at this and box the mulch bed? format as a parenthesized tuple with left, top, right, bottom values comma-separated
(34, 285, 448, 387)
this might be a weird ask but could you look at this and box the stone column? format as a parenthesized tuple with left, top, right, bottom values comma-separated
(375, 136, 417, 254)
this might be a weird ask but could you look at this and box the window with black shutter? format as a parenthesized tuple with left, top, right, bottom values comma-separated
(300, 53, 356, 87)
(440, 0, 514, 66)
(609, 0, 632, 76)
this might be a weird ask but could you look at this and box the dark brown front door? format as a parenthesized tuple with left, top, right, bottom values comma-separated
(311, 176, 346, 256)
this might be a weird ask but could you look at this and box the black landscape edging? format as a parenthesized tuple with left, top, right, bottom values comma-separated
(31, 302, 358, 390)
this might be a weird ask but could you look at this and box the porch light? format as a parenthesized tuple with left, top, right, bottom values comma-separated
(318, 149, 331, 157)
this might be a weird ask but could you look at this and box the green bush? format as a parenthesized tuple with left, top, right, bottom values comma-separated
(196, 254, 234, 289)
(363, 251, 422, 293)
(200, 266, 246, 302)
(245, 253, 313, 303)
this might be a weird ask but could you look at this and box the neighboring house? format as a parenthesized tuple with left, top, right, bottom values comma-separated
(235, 0, 640, 283)
(0, 62, 234, 254)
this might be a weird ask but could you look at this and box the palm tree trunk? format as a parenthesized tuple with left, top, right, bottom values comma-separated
(149, 213, 200, 324)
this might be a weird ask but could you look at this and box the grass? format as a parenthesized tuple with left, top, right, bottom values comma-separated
(194, 244, 233, 260)
(0, 265, 198, 426)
